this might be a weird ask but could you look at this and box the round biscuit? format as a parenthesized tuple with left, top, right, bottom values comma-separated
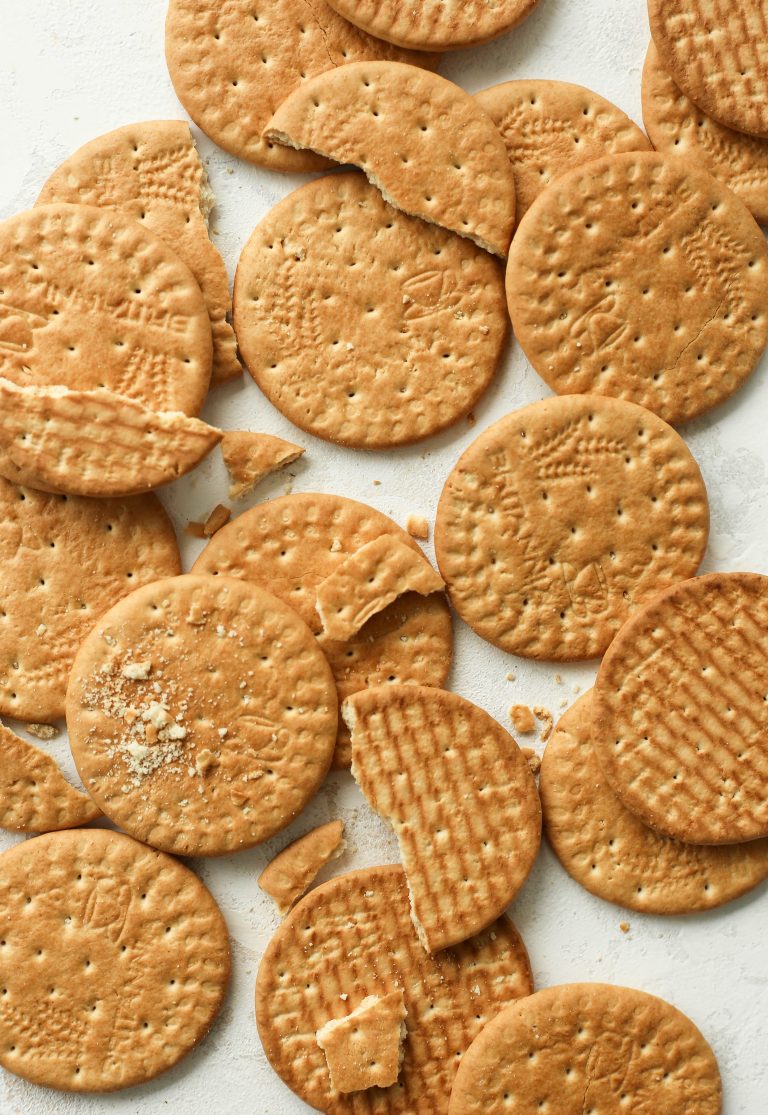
(434, 395, 709, 660)
(592, 571, 768, 844)
(256, 865, 533, 1113)
(0, 828, 229, 1091)
(323, 0, 539, 51)
(233, 173, 508, 448)
(506, 151, 768, 423)
(541, 692, 768, 913)
(66, 573, 338, 856)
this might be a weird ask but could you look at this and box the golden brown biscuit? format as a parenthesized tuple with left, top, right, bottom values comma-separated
(0, 722, 100, 832)
(325, 0, 539, 51)
(258, 819, 345, 914)
(221, 430, 304, 500)
(316, 991, 407, 1093)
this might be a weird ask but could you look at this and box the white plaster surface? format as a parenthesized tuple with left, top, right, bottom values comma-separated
(0, 0, 766, 1111)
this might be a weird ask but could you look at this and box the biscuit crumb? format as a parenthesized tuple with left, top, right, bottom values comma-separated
(520, 747, 541, 776)
(372, 479, 381, 486)
(330, 538, 343, 552)
(466, 411, 476, 426)
(505, 671, 516, 682)
(203, 503, 231, 536)
(619, 922, 630, 934)
(25, 722, 58, 740)
(559, 697, 568, 708)
(195, 748, 217, 775)
(509, 704, 536, 733)
(554, 674, 562, 684)
(406, 515, 429, 540)
(36, 623, 47, 636)
(122, 660, 151, 680)
(186, 519, 207, 538)
(572, 683, 581, 694)
(533, 706, 554, 741)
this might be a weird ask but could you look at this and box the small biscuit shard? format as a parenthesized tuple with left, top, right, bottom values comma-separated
(0, 379, 222, 497)
(509, 704, 536, 733)
(221, 431, 304, 500)
(520, 747, 541, 776)
(24, 723, 59, 740)
(259, 820, 345, 915)
(316, 990, 407, 1093)
(533, 706, 553, 741)
(203, 503, 231, 536)
(315, 536, 444, 641)
(406, 515, 429, 541)
(619, 922, 630, 934)
(0, 722, 100, 832)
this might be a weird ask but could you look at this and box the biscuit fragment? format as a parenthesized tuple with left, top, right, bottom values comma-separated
(256, 865, 533, 1113)
(259, 820, 345, 914)
(449, 983, 722, 1114)
(36, 121, 240, 384)
(593, 572, 768, 844)
(0, 828, 229, 1091)
(315, 536, 444, 640)
(0, 721, 100, 831)
(203, 503, 231, 535)
(542, 693, 768, 913)
(476, 79, 650, 220)
(343, 686, 541, 951)
(265, 63, 516, 257)
(405, 516, 429, 540)
(221, 430, 304, 500)
(316, 991, 407, 1093)
(325, 0, 538, 51)
(0, 379, 222, 497)
(509, 704, 535, 733)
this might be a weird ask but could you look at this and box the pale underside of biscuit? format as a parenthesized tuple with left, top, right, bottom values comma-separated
(315, 536, 444, 640)
(0, 721, 100, 832)
(316, 990, 407, 1094)
(220, 430, 304, 500)
(0, 378, 222, 497)
(36, 120, 240, 385)
(264, 61, 516, 257)
(258, 819, 345, 915)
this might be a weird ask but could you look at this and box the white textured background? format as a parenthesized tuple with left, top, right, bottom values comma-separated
(1, 0, 767, 1111)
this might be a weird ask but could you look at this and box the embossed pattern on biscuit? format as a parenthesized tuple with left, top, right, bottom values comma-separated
(593, 571, 768, 845)
(449, 983, 722, 1114)
(0, 829, 229, 1092)
(0, 722, 100, 832)
(435, 395, 708, 660)
(542, 693, 768, 913)
(257, 865, 533, 1113)
(506, 152, 768, 423)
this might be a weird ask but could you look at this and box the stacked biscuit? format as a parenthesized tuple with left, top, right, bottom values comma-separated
(1, 0, 767, 1110)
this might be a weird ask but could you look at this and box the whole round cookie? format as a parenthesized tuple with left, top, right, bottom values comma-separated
(0, 476, 180, 722)
(256, 865, 533, 1114)
(164, 0, 432, 172)
(233, 173, 508, 448)
(475, 80, 650, 220)
(449, 983, 721, 1114)
(324, 0, 538, 51)
(192, 494, 452, 767)
(506, 151, 768, 424)
(648, 0, 768, 139)
(541, 693, 768, 913)
(0, 828, 229, 1092)
(36, 120, 240, 385)
(0, 204, 212, 415)
(643, 43, 768, 226)
(66, 573, 337, 856)
(593, 572, 768, 845)
(434, 395, 708, 660)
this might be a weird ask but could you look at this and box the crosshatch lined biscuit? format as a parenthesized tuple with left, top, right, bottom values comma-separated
(434, 395, 709, 660)
(475, 80, 650, 221)
(258, 819, 345, 914)
(0, 828, 229, 1092)
(0, 204, 212, 414)
(0, 721, 100, 832)
(316, 991, 407, 1093)
(642, 43, 768, 226)
(165, 0, 434, 172)
(593, 572, 768, 845)
(233, 174, 508, 448)
(506, 152, 768, 424)
(256, 865, 533, 1113)
(542, 693, 768, 913)
(265, 63, 517, 257)
(0, 380, 222, 498)
(316, 537, 444, 640)
(36, 120, 240, 385)
(449, 983, 722, 1114)
(0, 476, 180, 722)
(192, 494, 452, 768)
(344, 686, 541, 951)
(648, 0, 768, 139)
(221, 430, 304, 499)
(325, 0, 539, 51)
(66, 573, 338, 856)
